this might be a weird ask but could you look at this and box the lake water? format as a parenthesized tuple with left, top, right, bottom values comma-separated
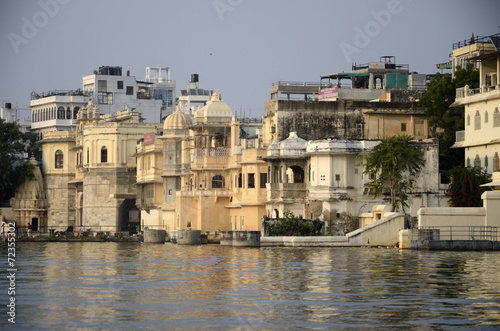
(1, 242, 500, 330)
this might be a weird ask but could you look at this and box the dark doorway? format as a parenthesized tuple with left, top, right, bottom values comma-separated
(31, 218, 39, 232)
(118, 199, 140, 234)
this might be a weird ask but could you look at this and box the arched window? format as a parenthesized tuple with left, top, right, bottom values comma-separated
(66, 107, 71, 119)
(474, 111, 481, 130)
(58, 106, 65, 119)
(494, 153, 500, 172)
(55, 150, 63, 169)
(74, 107, 80, 119)
(494, 108, 500, 127)
(485, 111, 489, 123)
(212, 175, 225, 188)
(474, 154, 481, 167)
(467, 157, 470, 167)
(485, 155, 489, 169)
(101, 146, 108, 163)
(87, 148, 89, 164)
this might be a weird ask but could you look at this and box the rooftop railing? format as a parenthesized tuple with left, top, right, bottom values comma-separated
(31, 90, 89, 100)
(271, 81, 322, 87)
(452, 33, 500, 50)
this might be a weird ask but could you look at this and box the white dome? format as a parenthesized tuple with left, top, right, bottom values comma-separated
(194, 90, 232, 120)
(163, 108, 192, 131)
(279, 132, 307, 157)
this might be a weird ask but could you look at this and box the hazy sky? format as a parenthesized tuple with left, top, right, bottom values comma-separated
(1, 0, 499, 119)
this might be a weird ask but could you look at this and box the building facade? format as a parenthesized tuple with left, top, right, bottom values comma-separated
(263, 57, 429, 146)
(40, 101, 158, 231)
(452, 49, 500, 174)
(265, 132, 445, 234)
(31, 65, 175, 139)
(137, 92, 268, 235)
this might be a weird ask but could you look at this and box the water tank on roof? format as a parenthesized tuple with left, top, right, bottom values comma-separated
(98, 66, 122, 76)
(191, 74, 199, 83)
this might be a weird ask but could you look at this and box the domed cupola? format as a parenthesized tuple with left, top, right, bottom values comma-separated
(163, 104, 192, 131)
(279, 132, 307, 157)
(194, 90, 232, 124)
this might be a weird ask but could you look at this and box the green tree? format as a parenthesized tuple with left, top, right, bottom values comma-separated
(0, 119, 34, 203)
(418, 63, 479, 182)
(273, 211, 317, 236)
(446, 166, 491, 207)
(363, 135, 425, 213)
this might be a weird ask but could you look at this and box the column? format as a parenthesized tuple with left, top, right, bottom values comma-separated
(497, 56, 500, 88)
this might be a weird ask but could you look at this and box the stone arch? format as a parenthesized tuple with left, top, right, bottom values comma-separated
(58, 106, 65, 119)
(212, 175, 225, 188)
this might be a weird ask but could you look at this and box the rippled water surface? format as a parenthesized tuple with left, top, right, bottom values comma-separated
(1, 242, 500, 330)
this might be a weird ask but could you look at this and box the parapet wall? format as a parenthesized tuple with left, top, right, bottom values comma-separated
(261, 213, 404, 247)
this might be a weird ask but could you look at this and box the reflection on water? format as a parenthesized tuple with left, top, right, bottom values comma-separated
(1, 242, 500, 330)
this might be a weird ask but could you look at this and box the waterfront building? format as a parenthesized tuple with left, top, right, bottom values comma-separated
(137, 92, 267, 235)
(265, 132, 446, 234)
(451, 40, 500, 174)
(263, 56, 429, 146)
(39, 101, 158, 231)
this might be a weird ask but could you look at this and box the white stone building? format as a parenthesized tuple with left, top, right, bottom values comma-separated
(265, 132, 447, 234)
(31, 65, 175, 139)
(452, 50, 500, 173)
(177, 74, 213, 115)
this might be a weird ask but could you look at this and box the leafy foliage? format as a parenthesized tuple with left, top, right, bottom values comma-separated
(445, 166, 491, 207)
(272, 211, 322, 236)
(0, 119, 35, 203)
(418, 63, 479, 182)
(363, 135, 425, 213)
